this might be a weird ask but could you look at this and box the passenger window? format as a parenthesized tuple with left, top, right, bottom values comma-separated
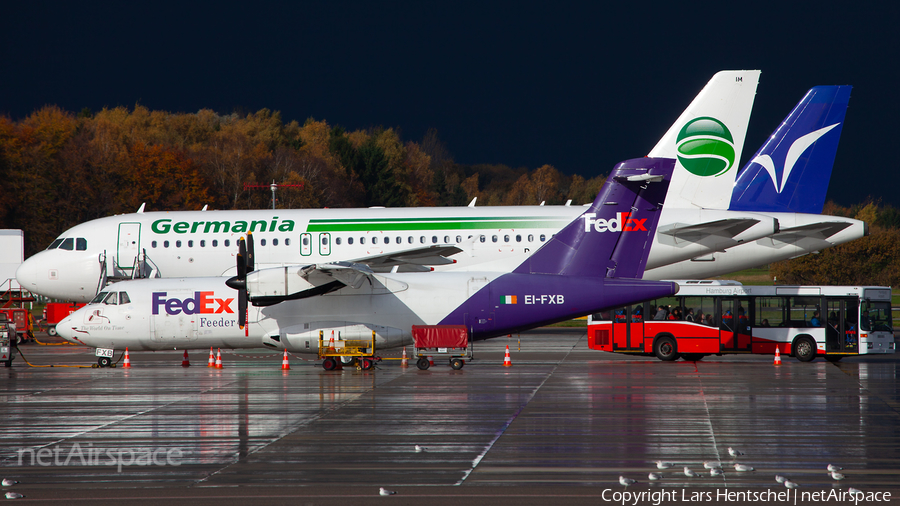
(76, 238, 87, 250)
(528, 234, 534, 242)
(396, 237, 402, 244)
(420, 236, 425, 244)
(492, 235, 498, 243)
(444, 236, 450, 243)
(225, 239, 230, 247)
(273, 238, 279, 246)
(212, 240, 218, 247)
(360, 237, 366, 245)
(432, 236, 438, 244)
(479, 235, 486, 243)
(119, 292, 131, 304)
(59, 238, 74, 250)
(188, 240, 193, 247)
(348, 237, 354, 245)
(261, 239, 267, 246)
(48, 239, 63, 250)
(540, 234, 546, 242)
(456, 236, 461, 243)
(408, 236, 413, 244)
(176, 240, 182, 248)
(503, 235, 509, 242)
(164, 240, 170, 248)
(285, 238, 291, 246)
(302, 236, 309, 246)
(516, 235, 521, 242)
(373, 237, 378, 244)
(200, 240, 205, 247)
(334, 237, 340, 245)
(152, 241, 158, 248)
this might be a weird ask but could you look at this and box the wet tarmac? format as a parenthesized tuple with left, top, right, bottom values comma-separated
(1, 329, 899, 505)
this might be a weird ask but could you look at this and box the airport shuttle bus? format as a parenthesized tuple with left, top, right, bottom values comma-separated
(587, 281, 895, 362)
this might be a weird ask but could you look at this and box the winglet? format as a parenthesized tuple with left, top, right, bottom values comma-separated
(136, 203, 145, 214)
(468, 197, 477, 207)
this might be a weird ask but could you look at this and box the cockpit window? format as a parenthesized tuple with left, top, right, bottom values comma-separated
(90, 292, 109, 304)
(59, 238, 74, 250)
(76, 238, 87, 251)
(103, 292, 118, 305)
(119, 292, 131, 304)
(47, 239, 63, 250)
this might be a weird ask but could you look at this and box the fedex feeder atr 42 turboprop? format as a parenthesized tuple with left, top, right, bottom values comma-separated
(56, 158, 680, 365)
(17, 72, 864, 302)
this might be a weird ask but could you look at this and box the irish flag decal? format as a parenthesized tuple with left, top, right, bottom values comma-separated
(500, 295, 517, 305)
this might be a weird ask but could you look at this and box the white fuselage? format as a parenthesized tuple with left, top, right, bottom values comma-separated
(16, 206, 863, 302)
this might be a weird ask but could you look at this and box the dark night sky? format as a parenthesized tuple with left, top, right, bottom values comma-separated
(2, 2, 898, 207)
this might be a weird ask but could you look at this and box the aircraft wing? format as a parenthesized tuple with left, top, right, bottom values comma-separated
(248, 261, 376, 306)
(349, 245, 463, 273)
(769, 221, 852, 242)
(657, 218, 761, 243)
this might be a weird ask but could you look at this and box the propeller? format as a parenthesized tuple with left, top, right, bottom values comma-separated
(225, 236, 252, 329)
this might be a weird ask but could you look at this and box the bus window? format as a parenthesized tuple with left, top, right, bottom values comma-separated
(860, 301, 893, 332)
(649, 296, 679, 320)
(630, 304, 643, 322)
(789, 297, 820, 327)
(591, 310, 613, 322)
(755, 297, 784, 327)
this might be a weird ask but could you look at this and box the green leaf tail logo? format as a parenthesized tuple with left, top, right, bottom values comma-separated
(676, 117, 735, 177)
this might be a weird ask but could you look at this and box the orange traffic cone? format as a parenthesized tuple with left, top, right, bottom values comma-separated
(215, 349, 223, 369)
(502, 345, 512, 367)
(281, 349, 291, 370)
(207, 347, 215, 367)
(328, 331, 335, 350)
(774, 345, 782, 365)
(400, 348, 408, 368)
(122, 348, 132, 368)
(182, 350, 190, 367)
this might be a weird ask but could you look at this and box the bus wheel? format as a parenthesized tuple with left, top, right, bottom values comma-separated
(793, 337, 817, 362)
(825, 355, 843, 363)
(654, 337, 679, 362)
(681, 353, 704, 361)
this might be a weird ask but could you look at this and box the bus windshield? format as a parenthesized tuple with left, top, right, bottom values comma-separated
(860, 301, 893, 332)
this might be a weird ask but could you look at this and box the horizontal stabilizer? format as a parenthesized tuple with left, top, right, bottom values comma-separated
(769, 221, 852, 242)
(657, 218, 761, 243)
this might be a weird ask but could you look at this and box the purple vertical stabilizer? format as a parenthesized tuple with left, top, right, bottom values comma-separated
(513, 157, 674, 278)
(441, 158, 678, 340)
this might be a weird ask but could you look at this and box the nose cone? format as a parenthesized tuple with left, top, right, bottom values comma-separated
(16, 251, 101, 302)
(55, 313, 79, 344)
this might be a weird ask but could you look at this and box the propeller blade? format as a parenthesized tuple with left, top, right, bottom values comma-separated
(246, 232, 255, 272)
(238, 288, 247, 328)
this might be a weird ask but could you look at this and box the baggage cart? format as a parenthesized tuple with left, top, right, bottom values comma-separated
(412, 325, 470, 370)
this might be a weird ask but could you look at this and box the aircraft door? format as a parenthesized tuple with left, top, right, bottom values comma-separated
(300, 233, 312, 256)
(117, 223, 141, 271)
(319, 233, 331, 256)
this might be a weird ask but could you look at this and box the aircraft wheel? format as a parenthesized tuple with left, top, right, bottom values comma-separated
(450, 358, 464, 370)
(98, 356, 112, 368)
(48, 326, 58, 336)
(793, 337, 817, 362)
(322, 357, 337, 371)
(654, 336, 679, 362)
(416, 358, 430, 370)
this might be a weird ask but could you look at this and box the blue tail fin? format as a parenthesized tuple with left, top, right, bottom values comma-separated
(513, 158, 674, 278)
(729, 86, 851, 214)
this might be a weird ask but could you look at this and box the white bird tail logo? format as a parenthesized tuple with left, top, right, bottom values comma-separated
(750, 123, 840, 193)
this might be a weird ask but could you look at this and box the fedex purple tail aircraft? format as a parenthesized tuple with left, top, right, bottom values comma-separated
(57, 158, 678, 367)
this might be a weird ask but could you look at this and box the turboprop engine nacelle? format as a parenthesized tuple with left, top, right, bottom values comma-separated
(247, 265, 316, 297)
(262, 322, 410, 353)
